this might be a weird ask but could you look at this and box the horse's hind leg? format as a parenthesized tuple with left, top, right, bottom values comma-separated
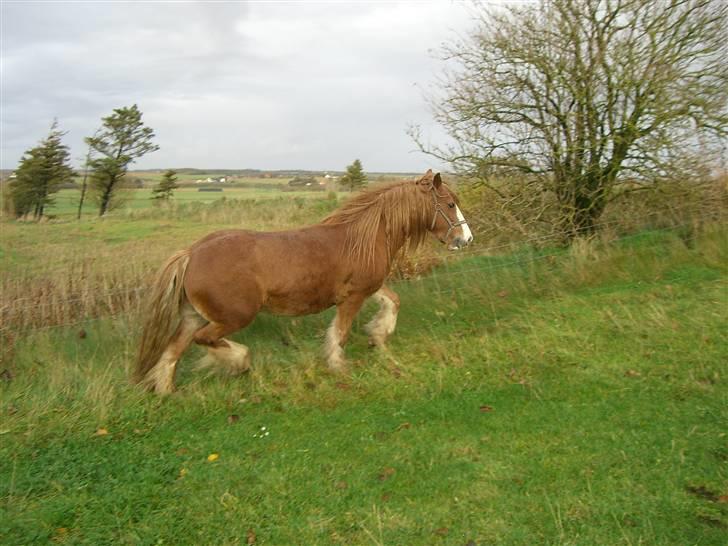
(194, 321, 252, 376)
(365, 285, 400, 348)
(197, 338, 251, 376)
(142, 308, 205, 395)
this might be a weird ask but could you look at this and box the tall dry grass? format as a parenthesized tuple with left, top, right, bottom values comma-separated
(1, 249, 159, 332)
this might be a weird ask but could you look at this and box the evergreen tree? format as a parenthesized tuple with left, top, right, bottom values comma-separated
(77, 134, 98, 220)
(339, 159, 367, 192)
(85, 104, 159, 216)
(10, 120, 74, 219)
(152, 170, 179, 201)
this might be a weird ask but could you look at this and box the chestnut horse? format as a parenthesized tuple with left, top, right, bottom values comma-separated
(134, 170, 472, 394)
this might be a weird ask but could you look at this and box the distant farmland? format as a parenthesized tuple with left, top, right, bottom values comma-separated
(45, 187, 338, 219)
(35, 170, 415, 219)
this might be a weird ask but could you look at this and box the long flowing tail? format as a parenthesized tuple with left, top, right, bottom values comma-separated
(133, 249, 191, 385)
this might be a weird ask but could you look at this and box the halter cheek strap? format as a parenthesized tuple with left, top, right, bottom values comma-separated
(429, 188, 467, 240)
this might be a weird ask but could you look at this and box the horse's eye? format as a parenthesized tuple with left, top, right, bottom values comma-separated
(448, 202, 455, 209)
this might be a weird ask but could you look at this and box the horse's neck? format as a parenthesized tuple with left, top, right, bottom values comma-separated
(324, 187, 430, 272)
(378, 221, 400, 268)
(378, 208, 425, 266)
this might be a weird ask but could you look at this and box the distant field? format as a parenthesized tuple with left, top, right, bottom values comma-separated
(46, 186, 337, 219)
(0, 192, 343, 285)
(0, 171, 412, 220)
(130, 172, 292, 187)
(69, 171, 296, 187)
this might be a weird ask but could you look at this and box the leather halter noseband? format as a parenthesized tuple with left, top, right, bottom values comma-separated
(429, 187, 467, 241)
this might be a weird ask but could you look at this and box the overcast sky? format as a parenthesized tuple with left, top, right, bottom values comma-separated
(1, 1, 476, 172)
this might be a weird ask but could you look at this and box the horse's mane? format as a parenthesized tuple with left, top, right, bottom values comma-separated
(321, 180, 433, 268)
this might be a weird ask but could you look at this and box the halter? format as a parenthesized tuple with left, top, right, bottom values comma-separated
(429, 187, 467, 241)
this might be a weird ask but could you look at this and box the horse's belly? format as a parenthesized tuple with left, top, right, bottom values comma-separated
(262, 291, 335, 316)
(261, 275, 336, 315)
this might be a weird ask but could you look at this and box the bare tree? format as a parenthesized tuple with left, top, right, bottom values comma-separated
(413, 0, 728, 239)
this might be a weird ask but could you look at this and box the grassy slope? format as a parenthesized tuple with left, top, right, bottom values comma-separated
(1, 228, 726, 545)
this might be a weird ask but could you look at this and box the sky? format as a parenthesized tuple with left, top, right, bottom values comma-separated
(0, 1, 477, 172)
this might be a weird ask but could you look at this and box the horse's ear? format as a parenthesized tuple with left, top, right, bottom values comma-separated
(433, 173, 442, 189)
(416, 169, 434, 192)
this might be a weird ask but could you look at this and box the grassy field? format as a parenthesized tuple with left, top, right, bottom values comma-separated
(0, 193, 341, 278)
(43, 186, 336, 220)
(1, 222, 726, 545)
(130, 172, 290, 186)
(0, 170, 409, 221)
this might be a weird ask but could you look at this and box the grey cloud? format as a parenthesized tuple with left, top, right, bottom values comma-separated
(1, 1, 473, 172)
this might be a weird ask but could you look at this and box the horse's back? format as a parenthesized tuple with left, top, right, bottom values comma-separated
(187, 227, 342, 278)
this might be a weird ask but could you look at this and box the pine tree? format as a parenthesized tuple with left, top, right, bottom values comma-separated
(339, 159, 367, 192)
(85, 104, 159, 216)
(152, 170, 179, 201)
(9, 120, 75, 219)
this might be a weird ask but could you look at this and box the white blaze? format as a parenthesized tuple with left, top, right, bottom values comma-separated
(455, 206, 473, 242)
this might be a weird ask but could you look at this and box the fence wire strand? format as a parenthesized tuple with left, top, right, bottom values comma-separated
(2, 204, 717, 274)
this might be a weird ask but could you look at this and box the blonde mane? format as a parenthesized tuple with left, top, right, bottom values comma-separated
(322, 180, 434, 268)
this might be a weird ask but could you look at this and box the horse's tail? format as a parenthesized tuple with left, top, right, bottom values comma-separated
(133, 249, 191, 385)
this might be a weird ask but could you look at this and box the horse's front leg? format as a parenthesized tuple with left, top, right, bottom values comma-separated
(365, 285, 400, 348)
(324, 296, 365, 373)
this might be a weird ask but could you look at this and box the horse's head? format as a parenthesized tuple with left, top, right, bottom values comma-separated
(416, 170, 473, 250)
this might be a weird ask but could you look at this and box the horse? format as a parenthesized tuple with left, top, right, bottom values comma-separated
(134, 169, 473, 394)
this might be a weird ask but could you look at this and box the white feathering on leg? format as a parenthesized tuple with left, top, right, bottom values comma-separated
(365, 289, 399, 347)
(324, 319, 346, 372)
(142, 349, 178, 395)
(197, 339, 251, 376)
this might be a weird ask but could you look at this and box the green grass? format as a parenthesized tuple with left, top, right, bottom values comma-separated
(45, 186, 336, 219)
(0, 194, 341, 280)
(1, 227, 726, 545)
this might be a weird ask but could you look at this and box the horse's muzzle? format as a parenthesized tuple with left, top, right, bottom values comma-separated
(448, 234, 473, 251)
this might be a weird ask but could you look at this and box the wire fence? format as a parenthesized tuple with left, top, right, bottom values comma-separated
(2, 204, 715, 277)
(401, 221, 719, 301)
(5, 207, 700, 295)
(2, 213, 721, 340)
